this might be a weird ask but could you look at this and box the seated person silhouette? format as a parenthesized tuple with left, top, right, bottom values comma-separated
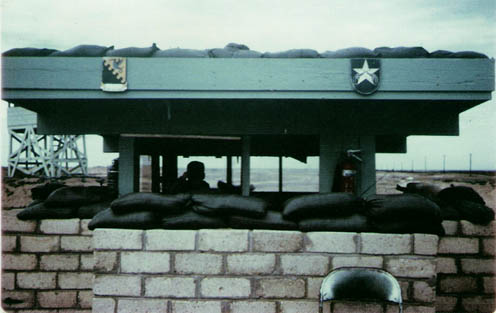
(170, 161, 210, 194)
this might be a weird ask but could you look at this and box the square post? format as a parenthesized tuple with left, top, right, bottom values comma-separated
(319, 132, 340, 193)
(118, 136, 139, 196)
(241, 136, 251, 196)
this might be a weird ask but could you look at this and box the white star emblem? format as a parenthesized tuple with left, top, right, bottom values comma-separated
(353, 60, 379, 85)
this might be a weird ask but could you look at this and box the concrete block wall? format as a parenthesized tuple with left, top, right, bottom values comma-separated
(93, 228, 438, 313)
(435, 220, 495, 313)
(2, 209, 94, 313)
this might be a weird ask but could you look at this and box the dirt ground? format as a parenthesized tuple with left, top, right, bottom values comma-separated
(1, 167, 495, 211)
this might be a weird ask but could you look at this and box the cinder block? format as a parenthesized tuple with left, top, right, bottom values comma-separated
(78, 290, 93, 308)
(80, 253, 95, 270)
(460, 220, 495, 236)
(121, 251, 170, 273)
(92, 297, 115, 313)
(436, 257, 457, 274)
(1, 290, 35, 309)
(61, 236, 93, 252)
(333, 302, 382, 313)
(40, 254, 79, 271)
(280, 254, 329, 275)
(80, 219, 93, 235)
(435, 296, 458, 313)
(2, 272, 15, 290)
(361, 233, 411, 255)
(38, 291, 77, 308)
(439, 276, 478, 293)
(145, 277, 196, 297)
(413, 281, 435, 302)
(2, 235, 17, 252)
(441, 220, 459, 235)
(482, 276, 494, 294)
(305, 232, 356, 253)
(252, 230, 303, 252)
(461, 258, 494, 274)
(40, 219, 80, 234)
(171, 300, 222, 313)
(145, 229, 196, 251)
(332, 255, 383, 269)
(200, 277, 251, 298)
(117, 299, 168, 313)
(93, 229, 143, 250)
(227, 253, 276, 275)
(175, 253, 222, 274)
(279, 300, 320, 313)
(198, 229, 249, 252)
(94, 251, 118, 273)
(59, 272, 94, 289)
(20, 235, 59, 252)
(401, 305, 435, 313)
(17, 272, 56, 289)
(2, 253, 37, 270)
(2, 209, 37, 232)
(307, 277, 324, 299)
(461, 296, 495, 313)
(482, 238, 495, 256)
(93, 275, 141, 296)
(438, 237, 478, 254)
(413, 234, 438, 255)
(385, 257, 436, 278)
(231, 301, 277, 313)
(255, 278, 305, 298)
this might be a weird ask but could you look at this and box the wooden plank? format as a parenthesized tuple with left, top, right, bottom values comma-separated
(2, 57, 494, 92)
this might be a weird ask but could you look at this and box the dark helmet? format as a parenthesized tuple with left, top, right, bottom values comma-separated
(187, 161, 205, 180)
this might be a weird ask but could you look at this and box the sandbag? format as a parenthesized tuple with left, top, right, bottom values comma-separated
(373, 46, 429, 58)
(298, 213, 370, 232)
(450, 51, 488, 58)
(439, 204, 461, 221)
(88, 208, 160, 230)
(44, 186, 115, 207)
(370, 219, 445, 236)
(152, 48, 209, 58)
(396, 182, 441, 202)
(161, 211, 226, 229)
(105, 43, 159, 57)
(429, 50, 454, 58)
(192, 194, 268, 218)
(320, 47, 376, 58)
(232, 50, 263, 58)
(438, 185, 485, 205)
(17, 202, 77, 220)
(31, 183, 66, 201)
(110, 192, 190, 214)
(2, 47, 59, 56)
(228, 211, 297, 230)
(282, 193, 365, 221)
(365, 194, 442, 222)
(262, 49, 320, 58)
(452, 200, 494, 225)
(50, 45, 114, 57)
(78, 201, 112, 219)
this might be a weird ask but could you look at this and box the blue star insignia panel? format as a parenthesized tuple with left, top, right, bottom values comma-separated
(351, 59, 380, 95)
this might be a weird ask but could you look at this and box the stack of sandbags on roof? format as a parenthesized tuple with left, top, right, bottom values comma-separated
(281, 193, 369, 232)
(17, 185, 116, 220)
(365, 194, 445, 235)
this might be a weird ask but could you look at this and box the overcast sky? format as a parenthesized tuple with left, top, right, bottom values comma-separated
(1, 0, 495, 170)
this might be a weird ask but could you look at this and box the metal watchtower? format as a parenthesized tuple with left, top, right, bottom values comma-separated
(7, 106, 88, 177)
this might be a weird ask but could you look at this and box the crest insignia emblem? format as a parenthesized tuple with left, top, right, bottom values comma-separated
(351, 59, 380, 95)
(101, 57, 127, 92)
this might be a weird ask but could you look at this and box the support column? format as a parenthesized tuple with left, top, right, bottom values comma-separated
(319, 132, 340, 193)
(151, 154, 160, 193)
(358, 136, 376, 197)
(226, 156, 233, 185)
(118, 136, 139, 196)
(278, 156, 283, 192)
(241, 136, 251, 196)
(162, 154, 178, 193)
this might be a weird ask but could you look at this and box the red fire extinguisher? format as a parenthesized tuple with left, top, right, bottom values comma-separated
(336, 150, 361, 194)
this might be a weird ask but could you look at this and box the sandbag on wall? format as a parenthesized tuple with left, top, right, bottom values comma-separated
(373, 46, 429, 58)
(320, 47, 376, 58)
(17, 202, 77, 220)
(31, 183, 66, 201)
(365, 194, 442, 222)
(44, 186, 115, 207)
(50, 45, 114, 57)
(192, 194, 268, 218)
(298, 213, 370, 232)
(88, 208, 161, 230)
(105, 43, 159, 57)
(282, 193, 365, 221)
(438, 185, 485, 205)
(396, 182, 442, 201)
(110, 192, 190, 214)
(78, 201, 112, 219)
(370, 219, 445, 236)
(152, 48, 209, 58)
(262, 49, 320, 58)
(450, 200, 494, 225)
(228, 211, 297, 230)
(2, 47, 59, 56)
(162, 211, 226, 229)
